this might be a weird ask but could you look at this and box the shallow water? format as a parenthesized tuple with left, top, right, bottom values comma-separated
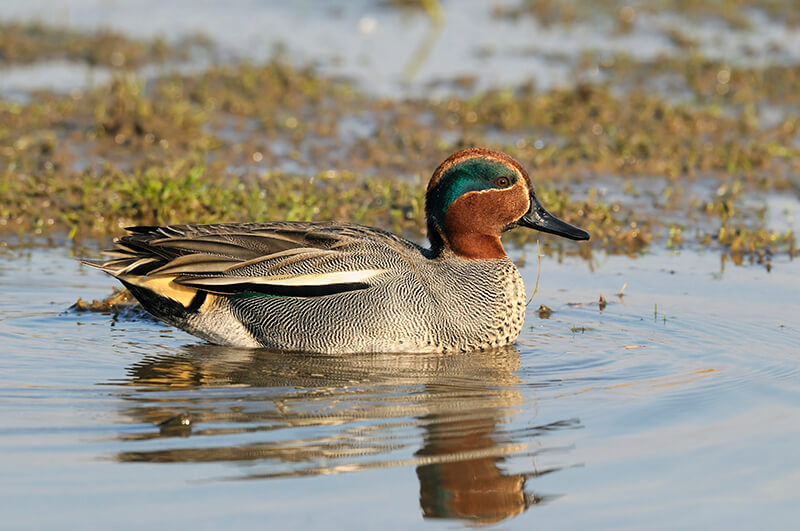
(1, 246, 798, 529)
(4, 1, 800, 97)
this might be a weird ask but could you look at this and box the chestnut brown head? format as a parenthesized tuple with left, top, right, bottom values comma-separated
(426, 148, 589, 259)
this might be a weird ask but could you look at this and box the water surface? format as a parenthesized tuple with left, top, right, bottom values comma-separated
(4, 1, 800, 97)
(1, 247, 798, 529)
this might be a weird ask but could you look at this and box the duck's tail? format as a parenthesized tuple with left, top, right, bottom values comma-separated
(80, 249, 206, 316)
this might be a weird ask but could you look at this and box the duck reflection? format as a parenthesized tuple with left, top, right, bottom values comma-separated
(415, 411, 571, 523)
(115, 344, 579, 523)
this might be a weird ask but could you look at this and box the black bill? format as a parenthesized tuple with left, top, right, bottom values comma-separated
(517, 193, 590, 241)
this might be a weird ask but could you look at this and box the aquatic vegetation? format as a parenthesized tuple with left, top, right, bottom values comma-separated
(93, 75, 216, 150)
(70, 286, 135, 312)
(493, 0, 800, 29)
(0, 23, 797, 263)
(0, 21, 210, 68)
(433, 82, 800, 181)
(0, 158, 638, 256)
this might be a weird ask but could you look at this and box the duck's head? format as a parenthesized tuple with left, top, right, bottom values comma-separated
(425, 148, 589, 259)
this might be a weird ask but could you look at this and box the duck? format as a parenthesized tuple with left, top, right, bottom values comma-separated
(84, 148, 589, 353)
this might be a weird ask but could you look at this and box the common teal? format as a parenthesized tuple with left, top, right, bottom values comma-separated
(85, 148, 589, 353)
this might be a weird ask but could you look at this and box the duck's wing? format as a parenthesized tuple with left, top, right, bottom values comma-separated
(83, 222, 422, 299)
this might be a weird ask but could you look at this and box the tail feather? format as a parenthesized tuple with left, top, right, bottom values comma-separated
(79, 256, 160, 277)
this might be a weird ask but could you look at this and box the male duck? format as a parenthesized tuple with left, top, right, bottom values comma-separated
(86, 148, 589, 353)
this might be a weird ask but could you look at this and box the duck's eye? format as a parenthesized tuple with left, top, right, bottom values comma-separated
(496, 176, 511, 188)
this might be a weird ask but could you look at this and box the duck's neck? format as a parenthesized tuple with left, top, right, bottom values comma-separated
(433, 205, 507, 260)
(443, 228, 506, 260)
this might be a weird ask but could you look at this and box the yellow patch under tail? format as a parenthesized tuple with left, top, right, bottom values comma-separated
(121, 275, 198, 308)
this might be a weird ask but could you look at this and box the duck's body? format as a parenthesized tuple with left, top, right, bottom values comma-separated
(86, 148, 588, 353)
(111, 221, 526, 352)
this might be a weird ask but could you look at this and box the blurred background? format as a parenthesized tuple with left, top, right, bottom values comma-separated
(1, 0, 798, 258)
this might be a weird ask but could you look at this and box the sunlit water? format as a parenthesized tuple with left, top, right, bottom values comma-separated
(1, 246, 798, 529)
(3, 1, 800, 97)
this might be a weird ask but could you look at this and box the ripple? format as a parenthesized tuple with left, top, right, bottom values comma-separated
(516, 285, 800, 409)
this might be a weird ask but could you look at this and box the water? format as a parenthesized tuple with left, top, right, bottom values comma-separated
(1, 246, 798, 529)
(4, 1, 800, 97)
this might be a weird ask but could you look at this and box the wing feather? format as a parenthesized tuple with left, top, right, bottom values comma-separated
(147, 254, 242, 276)
(82, 221, 421, 299)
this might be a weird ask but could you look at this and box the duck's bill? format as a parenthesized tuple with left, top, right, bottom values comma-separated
(518, 195, 590, 241)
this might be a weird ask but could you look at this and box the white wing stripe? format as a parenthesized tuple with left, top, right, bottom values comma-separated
(260, 269, 387, 286)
